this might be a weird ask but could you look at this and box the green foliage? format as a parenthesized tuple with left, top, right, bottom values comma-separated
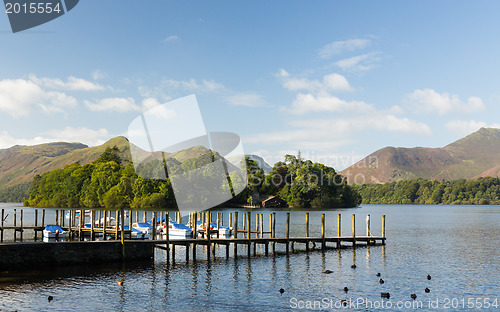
(0, 182, 31, 202)
(24, 148, 360, 209)
(355, 177, 500, 205)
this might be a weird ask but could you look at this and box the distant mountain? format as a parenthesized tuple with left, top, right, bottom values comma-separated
(0, 136, 132, 191)
(245, 155, 272, 174)
(341, 128, 500, 184)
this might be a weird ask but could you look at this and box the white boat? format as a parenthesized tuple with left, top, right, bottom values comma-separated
(43, 224, 68, 238)
(125, 224, 151, 239)
(167, 222, 193, 238)
(95, 216, 116, 227)
(196, 221, 233, 236)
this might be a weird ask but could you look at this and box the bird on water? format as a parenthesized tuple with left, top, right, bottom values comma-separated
(323, 270, 333, 274)
(379, 278, 384, 284)
(343, 287, 348, 292)
(427, 275, 431, 280)
(411, 294, 417, 300)
(48, 296, 53, 302)
(376, 272, 381, 277)
(425, 287, 430, 293)
(351, 264, 357, 269)
(279, 288, 285, 294)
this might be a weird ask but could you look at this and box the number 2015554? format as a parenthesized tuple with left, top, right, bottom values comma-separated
(5, 2, 62, 14)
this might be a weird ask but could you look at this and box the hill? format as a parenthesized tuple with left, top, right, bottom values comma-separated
(341, 128, 500, 184)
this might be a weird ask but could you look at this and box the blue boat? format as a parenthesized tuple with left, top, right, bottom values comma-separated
(43, 224, 67, 238)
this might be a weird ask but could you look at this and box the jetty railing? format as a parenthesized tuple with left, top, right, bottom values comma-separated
(0, 208, 386, 263)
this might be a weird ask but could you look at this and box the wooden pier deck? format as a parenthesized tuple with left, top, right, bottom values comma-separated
(1, 208, 386, 265)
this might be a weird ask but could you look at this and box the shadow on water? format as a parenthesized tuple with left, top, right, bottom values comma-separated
(0, 259, 153, 287)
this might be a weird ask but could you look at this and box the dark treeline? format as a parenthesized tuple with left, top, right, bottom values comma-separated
(354, 177, 500, 205)
(24, 147, 361, 209)
(0, 182, 31, 202)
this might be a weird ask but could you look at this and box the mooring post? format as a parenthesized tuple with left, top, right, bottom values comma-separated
(20, 210, 24, 241)
(247, 212, 251, 257)
(55, 210, 58, 225)
(78, 209, 83, 241)
(0, 209, 4, 242)
(272, 212, 276, 254)
(42, 209, 45, 227)
(366, 214, 371, 237)
(114, 210, 119, 240)
(13, 209, 17, 241)
(166, 211, 170, 262)
(352, 214, 356, 247)
(67, 210, 71, 236)
(143, 211, 147, 223)
(286, 212, 290, 254)
(382, 214, 386, 239)
(217, 212, 220, 238)
(260, 214, 263, 238)
(102, 210, 107, 238)
(207, 211, 211, 261)
(120, 209, 125, 258)
(192, 211, 197, 239)
(34, 209, 38, 240)
(321, 213, 325, 251)
(91, 210, 95, 241)
(233, 212, 238, 257)
(61, 210, 65, 227)
(152, 211, 157, 241)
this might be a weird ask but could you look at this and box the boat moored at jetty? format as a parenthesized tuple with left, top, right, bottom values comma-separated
(43, 224, 68, 239)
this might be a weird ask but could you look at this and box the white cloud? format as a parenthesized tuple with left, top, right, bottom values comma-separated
(0, 79, 44, 117)
(0, 127, 111, 149)
(0, 78, 77, 117)
(246, 114, 431, 152)
(446, 120, 500, 136)
(319, 38, 370, 59)
(279, 70, 353, 93)
(225, 93, 266, 107)
(29, 74, 105, 91)
(141, 97, 177, 119)
(39, 91, 78, 113)
(288, 92, 372, 114)
(335, 52, 381, 71)
(164, 35, 179, 42)
(406, 88, 486, 115)
(84, 97, 139, 112)
(44, 127, 111, 146)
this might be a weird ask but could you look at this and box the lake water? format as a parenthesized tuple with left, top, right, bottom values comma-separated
(0, 203, 499, 311)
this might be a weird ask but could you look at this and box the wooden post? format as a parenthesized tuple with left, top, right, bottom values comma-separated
(217, 212, 220, 238)
(102, 210, 107, 238)
(0, 209, 3, 242)
(306, 213, 309, 237)
(192, 211, 197, 239)
(115, 211, 119, 240)
(352, 214, 356, 248)
(247, 212, 251, 257)
(135, 211, 139, 225)
(61, 210, 64, 227)
(20, 209, 23, 241)
(337, 214, 341, 236)
(366, 214, 371, 237)
(34, 209, 38, 240)
(166, 212, 170, 262)
(91, 210, 95, 241)
(68, 210, 71, 236)
(143, 211, 147, 223)
(269, 213, 272, 238)
(321, 213, 325, 251)
(78, 209, 83, 241)
(128, 210, 132, 239)
(272, 213, 276, 254)
(55, 210, 58, 225)
(352, 214, 356, 238)
(286, 212, 290, 254)
(382, 215, 386, 238)
(120, 209, 125, 258)
(259, 214, 263, 238)
(98, 210, 102, 227)
(242, 212, 246, 236)
(207, 211, 211, 261)
(14, 209, 17, 241)
(229, 212, 232, 228)
(233, 212, 238, 257)
(152, 211, 157, 241)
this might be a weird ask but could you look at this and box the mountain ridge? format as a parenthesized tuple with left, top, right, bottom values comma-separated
(341, 127, 500, 184)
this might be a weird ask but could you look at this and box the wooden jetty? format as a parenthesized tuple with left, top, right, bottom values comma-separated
(0, 208, 386, 265)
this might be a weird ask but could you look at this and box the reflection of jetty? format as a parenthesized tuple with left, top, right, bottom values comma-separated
(0, 208, 385, 268)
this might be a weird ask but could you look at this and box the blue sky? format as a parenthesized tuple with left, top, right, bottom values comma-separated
(1, 1, 500, 169)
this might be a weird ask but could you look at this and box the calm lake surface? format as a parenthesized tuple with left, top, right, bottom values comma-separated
(0, 203, 499, 311)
